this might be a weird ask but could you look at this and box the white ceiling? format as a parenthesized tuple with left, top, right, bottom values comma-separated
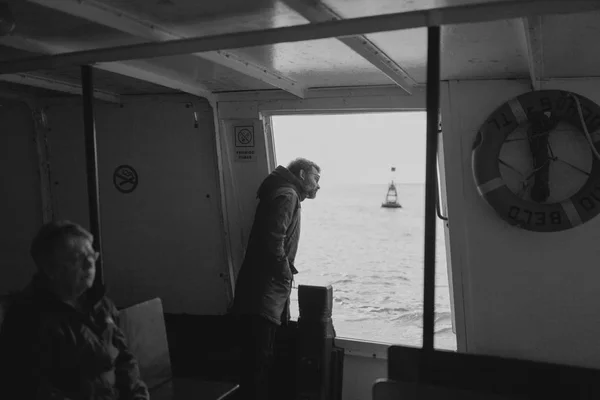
(0, 0, 599, 101)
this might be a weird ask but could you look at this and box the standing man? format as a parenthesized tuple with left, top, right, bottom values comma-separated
(232, 157, 321, 400)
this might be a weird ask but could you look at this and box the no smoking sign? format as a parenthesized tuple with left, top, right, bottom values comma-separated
(113, 165, 138, 194)
(234, 126, 254, 147)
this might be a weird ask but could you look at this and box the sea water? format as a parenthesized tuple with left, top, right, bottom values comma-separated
(288, 183, 456, 351)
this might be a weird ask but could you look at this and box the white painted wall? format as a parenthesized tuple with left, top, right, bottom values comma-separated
(442, 79, 600, 368)
(215, 111, 270, 280)
(44, 95, 230, 314)
(0, 103, 42, 293)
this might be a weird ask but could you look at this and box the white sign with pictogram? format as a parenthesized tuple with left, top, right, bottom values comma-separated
(234, 125, 256, 162)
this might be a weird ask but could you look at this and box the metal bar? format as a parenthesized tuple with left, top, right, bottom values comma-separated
(215, 84, 417, 102)
(435, 169, 448, 221)
(422, 26, 440, 353)
(1, 0, 598, 74)
(435, 130, 448, 221)
(81, 65, 104, 285)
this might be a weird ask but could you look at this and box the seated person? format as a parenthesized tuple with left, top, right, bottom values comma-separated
(0, 220, 149, 400)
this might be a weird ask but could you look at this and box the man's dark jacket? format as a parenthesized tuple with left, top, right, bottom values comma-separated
(232, 165, 305, 325)
(0, 275, 149, 400)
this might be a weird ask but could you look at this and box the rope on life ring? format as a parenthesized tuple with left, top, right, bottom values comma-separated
(472, 89, 600, 232)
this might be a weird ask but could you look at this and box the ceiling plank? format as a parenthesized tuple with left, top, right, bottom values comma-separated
(281, 0, 415, 95)
(0, 35, 214, 99)
(27, 0, 307, 98)
(0, 72, 120, 103)
(1, 0, 598, 75)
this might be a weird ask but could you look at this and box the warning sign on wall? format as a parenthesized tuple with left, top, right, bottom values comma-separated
(234, 126, 256, 162)
(113, 165, 138, 194)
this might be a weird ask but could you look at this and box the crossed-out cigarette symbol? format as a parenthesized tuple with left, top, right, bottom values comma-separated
(113, 165, 138, 194)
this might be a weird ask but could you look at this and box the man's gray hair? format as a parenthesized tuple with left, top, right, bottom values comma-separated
(287, 158, 320, 177)
(30, 220, 93, 270)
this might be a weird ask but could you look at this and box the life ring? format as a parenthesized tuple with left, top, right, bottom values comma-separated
(472, 89, 600, 232)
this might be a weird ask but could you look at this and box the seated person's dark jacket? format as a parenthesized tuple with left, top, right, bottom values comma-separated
(0, 274, 149, 400)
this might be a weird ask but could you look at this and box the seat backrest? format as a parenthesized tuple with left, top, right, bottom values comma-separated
(373, 379, 517, 400)
(118, 297, 172, 389)
(387, 345, 600, 399)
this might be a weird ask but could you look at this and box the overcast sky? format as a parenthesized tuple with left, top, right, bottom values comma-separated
(272, 112, 427, 185)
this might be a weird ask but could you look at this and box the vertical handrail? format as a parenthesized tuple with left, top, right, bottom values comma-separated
(81, 65, 104, 285)
(422, 26, 441, 355)
(435, 148, 449, 222)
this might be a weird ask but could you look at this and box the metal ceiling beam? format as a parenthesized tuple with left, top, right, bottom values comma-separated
(282, 0, 416, 95)
(1, 0, 599, 75)
(27, 0, 307, 98)
(0, 35, 214, 99)
(519, 16, 544, 90)
(0, 72, 120, 103)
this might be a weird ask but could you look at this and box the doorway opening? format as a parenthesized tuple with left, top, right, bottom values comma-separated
(271, 112, 456, 351)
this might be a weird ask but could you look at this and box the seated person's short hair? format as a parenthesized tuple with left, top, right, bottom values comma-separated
(30, 220, 93, 270)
